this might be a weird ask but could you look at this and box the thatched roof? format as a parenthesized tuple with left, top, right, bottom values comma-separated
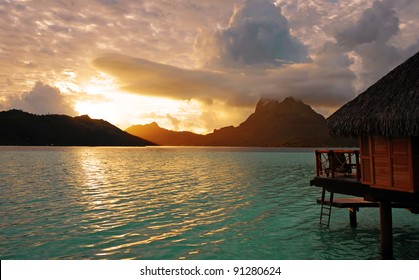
(327, 51, 419, 137)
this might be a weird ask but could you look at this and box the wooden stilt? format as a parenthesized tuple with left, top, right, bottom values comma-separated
(349, 207, 358, 228)
(380, 201, 393, 260)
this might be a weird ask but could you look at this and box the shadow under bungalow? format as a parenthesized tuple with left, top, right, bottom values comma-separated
(311, 50, 419, 259)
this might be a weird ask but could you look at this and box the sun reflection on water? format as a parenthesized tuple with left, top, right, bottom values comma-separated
(4, 147, 417, 259)
(62, 147, 255, 259)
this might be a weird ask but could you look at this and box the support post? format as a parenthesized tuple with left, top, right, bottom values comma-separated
(354, 150, 360, 181)
(349, 207, 357, 228)
(315, 151, 320, 177)
(380, 201, 393, 259)
(328, 151, 335, 178)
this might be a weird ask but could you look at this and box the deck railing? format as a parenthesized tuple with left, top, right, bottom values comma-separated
(315, 150, 360, 181)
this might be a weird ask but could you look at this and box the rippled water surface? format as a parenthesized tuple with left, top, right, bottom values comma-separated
(1, 146, 418, 259)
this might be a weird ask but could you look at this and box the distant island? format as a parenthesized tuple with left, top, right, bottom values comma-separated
(127, 97, 356, 147)
(0, 110, 153, 146)
(1, 97, 356, 147)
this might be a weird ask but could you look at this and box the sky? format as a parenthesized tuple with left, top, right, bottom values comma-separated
(1, 0, 418, 133)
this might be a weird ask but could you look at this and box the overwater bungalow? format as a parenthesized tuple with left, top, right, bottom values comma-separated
(311, 51, 419, 259)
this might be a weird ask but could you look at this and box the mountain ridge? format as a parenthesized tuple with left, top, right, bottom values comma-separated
(127, 97, 356, 147)
(0, 109, 153, 146)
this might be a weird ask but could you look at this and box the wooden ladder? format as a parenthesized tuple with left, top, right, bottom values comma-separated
(319, 188, 334, 227)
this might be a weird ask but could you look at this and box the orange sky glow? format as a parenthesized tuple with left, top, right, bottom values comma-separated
(1, 0, 418, 133)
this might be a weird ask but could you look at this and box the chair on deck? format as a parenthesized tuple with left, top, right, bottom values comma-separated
(325, 152, 352, 177)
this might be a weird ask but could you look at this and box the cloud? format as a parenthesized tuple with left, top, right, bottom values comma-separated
(335, 0, 399, 48)
(259, 60, 356, 109)
(274, 0, 419, 94)
(1, 0, 418, 132)
(92, 1, 356, 111)
(93, 53, 355, 111)
(194, 0, 310, 68)
(5, 81, 77, 116)
(0, 0, 239, 99)
(333, 0, 419, 89)
(92, 54, 243, 105)
(166, 114, 181, 130)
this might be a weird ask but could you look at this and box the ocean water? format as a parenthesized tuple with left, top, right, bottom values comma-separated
(0, 146, 418, 260)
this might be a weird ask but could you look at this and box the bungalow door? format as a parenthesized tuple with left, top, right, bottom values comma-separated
(360, 135, 373, 185)
(371, 136, 392, 189)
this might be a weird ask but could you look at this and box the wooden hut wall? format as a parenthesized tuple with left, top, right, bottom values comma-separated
(390, 137, 412, 192)
(360, 135, 373, 184)
(360, 135, 416, 193)
(372, 136, 392, 188)
(413, 137, 419, 192)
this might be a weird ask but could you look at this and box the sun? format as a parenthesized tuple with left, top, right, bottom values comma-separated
(72, 74, 205, 131)
(53, 72, 229, 134)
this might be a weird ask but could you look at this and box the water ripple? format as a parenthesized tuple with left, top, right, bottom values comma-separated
(1, 147, 418, 259)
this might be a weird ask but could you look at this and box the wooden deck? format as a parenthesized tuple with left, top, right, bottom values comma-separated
(316, 197, 378, 208)
(316, 197, 414, 209)
(316, 196, 419, 228)
(311, 176, 419, 206)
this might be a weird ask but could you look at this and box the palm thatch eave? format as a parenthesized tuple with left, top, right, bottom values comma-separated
(327, 51, 419, 137)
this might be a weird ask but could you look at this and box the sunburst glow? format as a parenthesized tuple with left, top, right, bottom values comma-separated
(1, 0, 418, 134)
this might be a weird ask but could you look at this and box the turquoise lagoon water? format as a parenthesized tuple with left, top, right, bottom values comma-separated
(0, 146, 418, 260)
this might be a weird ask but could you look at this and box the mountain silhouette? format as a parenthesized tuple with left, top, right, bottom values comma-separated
(126, 122, 205, 146)
(126, 97, 356, 147)
(0, 109, 153, 146)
